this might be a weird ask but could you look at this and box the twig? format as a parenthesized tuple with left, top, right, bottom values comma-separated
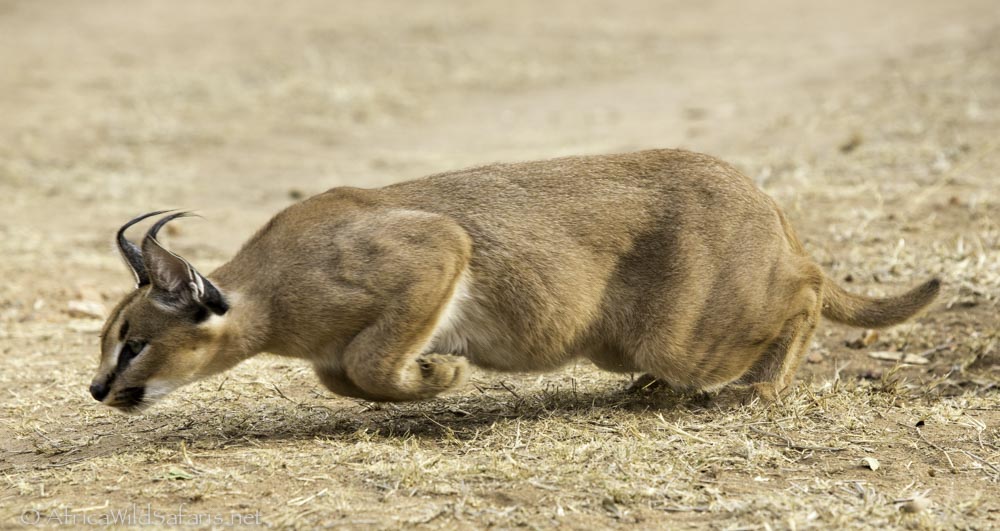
(916, 343, 954, 358)
(749, 426, 845, 452)
(959, 450, 1000, 480)
(915, 427, 956, 471)
(662, 505, 710, 513)
(420, 413, 450, 432)
(272, 384, 298, 404)
(38, 455, 92, 469)
(498, 381, 520, 400)
(657, 413, 713, 445)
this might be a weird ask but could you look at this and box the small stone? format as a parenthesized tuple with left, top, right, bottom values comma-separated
(601, 497, 621, 517)
(68, 320, 103, 333)
(861, 457, 880, 471)
(806, 351, 825, 364)
(861, 329, 878, 346)
(65, 300, 106, 319)
(900, 496, 930, 514)
(683, 107, 708, 120)
(430, 483, 458, 495)
(846, 329, 878, 349)
(839, 132, 862, 153)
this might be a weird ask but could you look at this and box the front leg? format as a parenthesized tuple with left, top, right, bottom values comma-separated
(338, 216, 473, 402)
(709, 383, 781, 408)
(627, 373, 666, 393)
(314, 365, 390, 402)
(316, 354, 469, 402)
(341, 323, 471, 402)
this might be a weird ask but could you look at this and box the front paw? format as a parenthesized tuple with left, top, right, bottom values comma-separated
(413, 354, 468, 396)
(709, 383, 781, 408)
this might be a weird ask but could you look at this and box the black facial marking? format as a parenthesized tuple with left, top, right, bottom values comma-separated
(150, 285, 224, 322)
(118, 320, 130, 341)
(117, 386, 145, 408)
(202, 281, 229, 315)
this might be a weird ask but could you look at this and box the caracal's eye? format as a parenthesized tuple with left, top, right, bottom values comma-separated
(120, 340, 147, 364)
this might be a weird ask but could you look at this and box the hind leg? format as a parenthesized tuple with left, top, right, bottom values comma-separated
(728, 286, 822, 403)
(736, 313, 817, 402)
(771, 313, 820, 392)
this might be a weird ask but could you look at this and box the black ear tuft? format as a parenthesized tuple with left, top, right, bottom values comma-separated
(115, 210, 174, 287)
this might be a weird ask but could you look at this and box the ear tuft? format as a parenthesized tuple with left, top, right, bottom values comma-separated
(115, 210, 175, 288)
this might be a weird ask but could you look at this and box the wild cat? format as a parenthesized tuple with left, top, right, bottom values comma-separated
(90, 149, 939, 412)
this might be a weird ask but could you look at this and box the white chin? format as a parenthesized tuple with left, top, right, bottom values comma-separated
(143, 379, 181, 403)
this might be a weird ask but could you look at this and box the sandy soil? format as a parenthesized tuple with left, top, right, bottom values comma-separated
(1, 0, 998, 528)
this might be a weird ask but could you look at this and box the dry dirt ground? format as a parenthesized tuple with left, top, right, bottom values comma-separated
(1, 1, 998, 529)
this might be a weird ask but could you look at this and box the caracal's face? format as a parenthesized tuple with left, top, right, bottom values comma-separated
(90, 287, 220, 413)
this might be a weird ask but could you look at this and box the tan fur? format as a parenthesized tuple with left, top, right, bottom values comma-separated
(92, 149, 940, 411)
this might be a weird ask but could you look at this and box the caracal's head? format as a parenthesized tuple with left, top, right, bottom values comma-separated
(90, 211, 230, 414)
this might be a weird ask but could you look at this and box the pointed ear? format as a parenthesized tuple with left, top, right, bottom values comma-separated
(115, 210, 173, 288)
(140, 214, 228, 316)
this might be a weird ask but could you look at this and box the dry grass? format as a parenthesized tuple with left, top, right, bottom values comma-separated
(3, 359, 998, 528)
(1, 1, 998, 529)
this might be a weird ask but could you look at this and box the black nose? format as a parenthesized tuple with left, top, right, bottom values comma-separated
(90, 381, 110, 402)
